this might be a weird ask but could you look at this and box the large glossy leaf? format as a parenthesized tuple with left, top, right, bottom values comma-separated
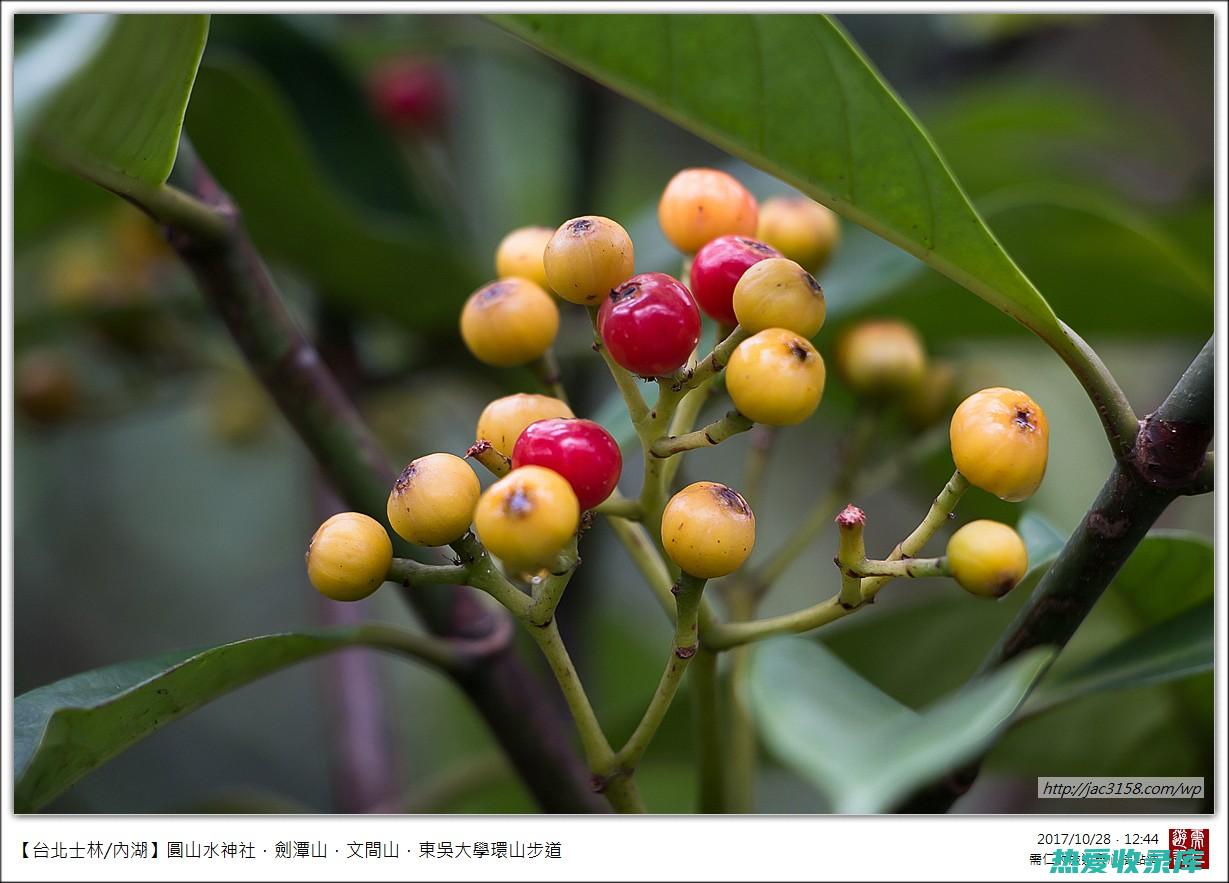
(185, 55, 478, 328)
(14, 628, 436, 812)
(1023, 599, 1213, 718)
(495, 14, 1063, 342)
(746, 637, 1052, 812)
(32, 14, 209, 186)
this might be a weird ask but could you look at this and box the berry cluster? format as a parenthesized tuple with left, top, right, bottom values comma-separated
(303, 167, 1050, 809)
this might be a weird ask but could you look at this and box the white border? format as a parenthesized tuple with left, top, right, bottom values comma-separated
(2, 3, 1226, 881)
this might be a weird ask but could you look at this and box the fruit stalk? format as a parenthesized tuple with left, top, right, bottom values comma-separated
(651, 410, 754, 458)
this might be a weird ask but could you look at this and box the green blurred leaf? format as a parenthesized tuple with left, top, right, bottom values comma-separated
(495, 14, 1063, 339)
(185, 55, 478, 328)
(1016, 510, 1067, 567)
(33, 14, 209, 186)
(1023, 599, 1213, 718)
(14, 13, 114, 151)
(746, 637, 1052, 812)
(15, 629, 401, 812)
(1109, 531, 1213, 625)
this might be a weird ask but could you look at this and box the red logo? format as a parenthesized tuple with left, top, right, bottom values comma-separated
(1170, 829, 1210, 870)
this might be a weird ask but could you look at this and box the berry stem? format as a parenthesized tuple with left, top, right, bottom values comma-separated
(529, 349, 569, 405)
(861, 470, 969, 602)
(650, 410, 754, 458)
(527, 536, 580, 625)
(690, 647, 727, 812)
(616, 573, 708, 772)
(835, 505, 868, 608)
(466, 439, 511, 477)
(670, 325, 749, 392)
(587, 305, 649, 426)
(592, 493, 644, 520)
(851, 556, 950, 579)
(450, 534, 534, 619)
(386, 557, 472, 587)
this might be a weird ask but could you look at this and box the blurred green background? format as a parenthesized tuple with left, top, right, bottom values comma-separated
(12, 13, 1213, 813)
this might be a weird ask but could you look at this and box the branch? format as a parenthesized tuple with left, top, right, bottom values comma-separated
(155, 142, 605, 813)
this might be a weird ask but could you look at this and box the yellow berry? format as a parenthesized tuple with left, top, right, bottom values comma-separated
(474, 465, 579, 572)
(495, 226, 553, 290)
(475, 393, 575, 459)
(950, 387, 1049, 502)
(543, 216, 635, 305)
(756, 196, 840, 271)
(946, 520, 1029, 598)
(725, 329, 826, 426)
(732, 257, 826, 337)
(658, 168, 759, 254)
(387, 453, 480, 546)
(460, 278, 559, 367)
(835, 319, 927, 398)
(661, 481, 756, 578)
(306, 512, 393, 602)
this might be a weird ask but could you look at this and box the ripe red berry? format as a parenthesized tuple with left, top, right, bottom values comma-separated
(512, 418, 622, 511)
(597, 272, 702, 377)
(368, 57, 449, 131)
(689, 235, 782, 325)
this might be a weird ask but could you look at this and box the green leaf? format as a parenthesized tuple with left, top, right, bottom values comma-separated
(33, 14, 210, 186)
(1016, 510, 1067, 568)
(495, 14, 1062, 340)
(1109, 531, 1213, 625)
(1023, 599, 1213, 718)
(184, 55, 478, 329)
(746, 637, 1052, 812)
(14, 628, 433, 812)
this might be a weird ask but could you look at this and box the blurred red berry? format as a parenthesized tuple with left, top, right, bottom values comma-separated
(368, 57, 449, 131)
(689, 235, 781, 325)
(597, 272, 702, 377)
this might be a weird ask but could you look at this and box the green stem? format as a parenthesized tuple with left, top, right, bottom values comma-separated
(1050, 320, 1140, 460)
(345, 622, 469, 671)
(451, 533, 533, 619)
(530, 349, 569, 405)
(466, 439, 511, 477)
(835, 505, 868, 608)
(650, 410, 754, 458)
(670, 326, 750, 392)
(593, 493, 644, 519)
(588, 306, 649, 425)
(703, 595, 852, 650)
(386, 558, 471, 588)
(723, 590, 758, 813)
(861, 470, 969, 601)
(853, 557, 949, 579)
(527, 535, 579, 626)
(691, 647, 726, 812)
(616, 574, 708, 771)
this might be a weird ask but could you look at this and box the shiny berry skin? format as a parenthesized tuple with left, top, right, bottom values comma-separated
(732, 257, 826, 337)
(368, 57, 449, 131)
(597, 273, 702, 377)
(460, 278, 559, 367)
(475, 465, 580, 572)
(512, 418, 622, 511)
(476, 393, 574, 459)
(495, 226, 553, 290)
(835, 319, 928, 399)
(543, 216, 635, 305)
(689, 235, 781, 325)
(725, 329, 826, 426)
(661, 482, 756, 579)
(950, 387, 1049, 502)
(946, 520, 1028, 598)
(756, 196, 841, 272)
(387, 453, 481, 546)
(306, 512, 393, 601)
(658, 168, 759, 254)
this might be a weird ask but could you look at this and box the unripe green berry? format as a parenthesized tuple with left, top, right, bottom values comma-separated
(661, 481, 756, 578)
(460, 278, 559, 367)
(732, 257, 826, 337)
(543, 216, 635, 305)
(306, 512, 393, 601)
(946, 520, 1028, 598)
(387, 453, 481, 546)
(835, 319, 927, 398)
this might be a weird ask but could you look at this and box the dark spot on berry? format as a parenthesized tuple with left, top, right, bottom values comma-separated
(505, 487, 535, 517)
(993, 575, 1018, 598)
(610, 281, 640, 302)
(392, 462, 418, 494)
(787, 340, 810, 362)
(711, 484, 751, 516)
(1012, 407, 1036, 431)
(738, 237, 775, 254)
(804, 272, 823, 296)
(477, 281, 510, 304)
(568, 218, 594, 235)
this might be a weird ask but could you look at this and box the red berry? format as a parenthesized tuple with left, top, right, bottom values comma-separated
(512, 418, 622, 511)
(689, 235, 781, 325)
(597, 273, 702, 377)
(369, 57, 449, 131)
